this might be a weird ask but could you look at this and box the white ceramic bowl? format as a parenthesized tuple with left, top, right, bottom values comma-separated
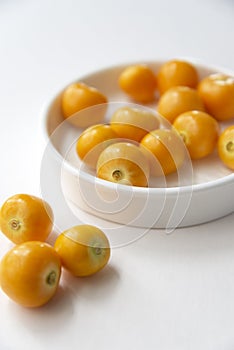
(41, 60, 234, 230)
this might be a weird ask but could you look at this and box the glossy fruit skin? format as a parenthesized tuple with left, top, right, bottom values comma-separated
(140, 129, 185, 176)
(173, 110, 220, 160)
(61, 82, 108, 127)
(0, 194, 54, 244)
(96, 142, 149, 187)
(54, 225, 110, 277)
(198, 74, 234, 121)
(76, 124, 117, 168)
(119, 65, 157, 102)
(157, 86, 205, 123)
(0, 241, 61, 307)
(157, 59, 199, 94)
(218, 126, 234, 170)
(110, 106, 159, 143)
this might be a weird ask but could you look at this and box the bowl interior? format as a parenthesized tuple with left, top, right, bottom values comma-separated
(44, 60, 234, 190)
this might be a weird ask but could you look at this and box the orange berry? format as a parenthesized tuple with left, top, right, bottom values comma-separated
(61, 82, 107, 127)
(0, 241, 61, 307)
(218, 125, 234, 170)
(140, 129, 185, 176)
(173, 110, 219, 159)
(119, 65, 157, 102)
(157, 86, 205, 123)
(157, 59, 198, 94)
(54, 225, 110, 277)
(97, 142, 149, 187)
(76, 124, 117, 168)
(0, 194, 53, 244)
(198, 74, 234, 121)
(110, 106, 159, 143)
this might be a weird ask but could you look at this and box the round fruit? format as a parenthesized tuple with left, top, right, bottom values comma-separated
(110, 106, 159, 143)
(157, 59, 199, 94)
(61, 82, 108, 127)
(96, 142, 149, 187)
(0, 241, 61, 307)
(218, 125, 234, 170)
(140, 129, 185, 176)
(157, 86, 205, 123)
(198, 73, 234, 121)
(118, 64, 157, 102)
(54, 225, 110, 277)
(0, 194, 53, 244)
(173, 110, 220, 159)
(76, 124, 118, 168)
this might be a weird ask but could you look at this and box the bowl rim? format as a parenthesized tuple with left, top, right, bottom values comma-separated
(41, 59, 234, 197)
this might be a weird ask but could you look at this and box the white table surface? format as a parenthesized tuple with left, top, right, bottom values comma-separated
(0, 1, 234, 349)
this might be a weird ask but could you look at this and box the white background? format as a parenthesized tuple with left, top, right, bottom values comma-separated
(0, 0, 234, 349)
